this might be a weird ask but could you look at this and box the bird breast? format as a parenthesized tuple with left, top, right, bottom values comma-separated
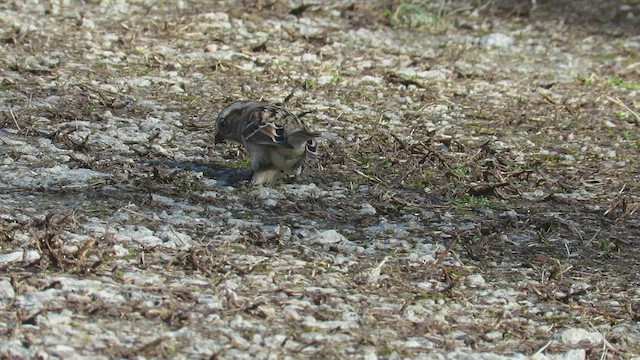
(246, 142, 306, 171)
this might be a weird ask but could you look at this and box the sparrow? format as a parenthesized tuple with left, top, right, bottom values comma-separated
(214, 101, 319, 185)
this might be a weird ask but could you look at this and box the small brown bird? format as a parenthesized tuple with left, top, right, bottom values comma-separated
(214, 101, 319, 185)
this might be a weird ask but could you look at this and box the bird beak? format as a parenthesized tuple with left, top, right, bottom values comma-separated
(214, 133, 225, 145)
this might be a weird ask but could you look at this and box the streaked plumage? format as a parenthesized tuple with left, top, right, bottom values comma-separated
(214, 101, 319, 185)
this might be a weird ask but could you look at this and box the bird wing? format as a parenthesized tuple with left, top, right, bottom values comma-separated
(241, 104, 318, 150)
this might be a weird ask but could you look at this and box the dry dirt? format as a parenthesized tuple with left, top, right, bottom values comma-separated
(1, 0, 639, 359)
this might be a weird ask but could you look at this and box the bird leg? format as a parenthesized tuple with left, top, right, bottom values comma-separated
(251, 168, 282, 185)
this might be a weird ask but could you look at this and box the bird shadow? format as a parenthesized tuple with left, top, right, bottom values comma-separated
(149, 159, 252, 187)
(146, 160, 316, 188)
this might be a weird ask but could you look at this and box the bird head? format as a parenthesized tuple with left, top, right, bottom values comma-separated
(214, 104, 243, 144)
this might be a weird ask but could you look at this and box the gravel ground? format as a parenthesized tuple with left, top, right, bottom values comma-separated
(1, 0, 640, 359)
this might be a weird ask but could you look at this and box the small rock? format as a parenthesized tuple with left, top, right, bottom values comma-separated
(560, 328, 603, 345)
(0, 279, 15, 299)
(169, 84, 184, 93)
(484, 331, 503, 341)
(358, 203, 377, 216)
(274, 225, 292, 241)
(478, 33, 514, 48)
(310, 229, 347, 245)
(129, 77, 152, 87)
(135, 235, 163, 247)
(0, 250, 41, 264)
(49, 345, 79, 358)
(301, 53, 318, 62)
(610, 322, 640, 347)
(548, 349, 586, 360)
(284, 306, 302, 321)
(39, 57, 59, 68)
(202, 12, 231, 29)
(302, 317, 357, 330)
(466, 274, 486, 288)
(42, 310, 73, 327)
(250, 187, 285, 207)
(454, 60, 474, 76)
(112, 244, 129, 257)
(499, 210, 518, 219)
(283, 183, 326, 198)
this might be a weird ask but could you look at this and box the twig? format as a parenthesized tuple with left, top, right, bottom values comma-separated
(538, 90, 558, 104)
(532, 339, 553, 356)
(169, 225, 188, 247)
(354, 169, 385, 185)
(586, 229, 602, 246)
(589, 322, 626, 358)
(74, 237, 96, 260)
(367, 256, 389, 283)
(118, 204, 156, 221)
(9, 108, 21, 131)
(125, 336, 168, 357)
(553, 215, 584, 241)
(390, 132, 407, 150)
(606, 96, 640, 125)
(188, 247, 211, 276)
